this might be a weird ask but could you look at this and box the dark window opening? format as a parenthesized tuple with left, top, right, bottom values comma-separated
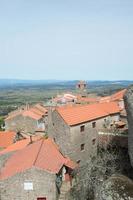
(80, 125, 85, 132)
(37, 198, 46, 200)
(92, 138, 96, 145)
(77, 160, 81, 164)
(81, 144, 85, 151)
(92, 122, 96, 128)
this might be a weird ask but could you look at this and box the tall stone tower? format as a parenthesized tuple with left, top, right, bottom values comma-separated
(76, 80, 87, 96)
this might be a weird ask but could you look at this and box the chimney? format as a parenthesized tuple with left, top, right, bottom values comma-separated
(26, 103, 30, 110)
(30, 135, 33, 144)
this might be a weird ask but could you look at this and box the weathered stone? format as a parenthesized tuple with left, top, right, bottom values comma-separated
(96, 174, 133, 200)
(124, 86, 133, 167)
(0, 168, 57, 200)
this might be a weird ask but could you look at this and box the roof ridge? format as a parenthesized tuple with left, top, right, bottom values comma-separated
(33, 139, 44, 166)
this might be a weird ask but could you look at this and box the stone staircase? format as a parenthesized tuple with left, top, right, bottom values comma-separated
(58, 181, 71, 200)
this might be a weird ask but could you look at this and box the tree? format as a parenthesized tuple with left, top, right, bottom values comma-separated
(0, 117, 5, 130)
(69, 146, 131, 200)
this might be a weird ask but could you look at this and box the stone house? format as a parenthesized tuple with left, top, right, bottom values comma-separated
(5, 104, 48, 134)
(51, 93, 77, 105)
(0, 138, 77, 200)
(48, 102, 121, 165)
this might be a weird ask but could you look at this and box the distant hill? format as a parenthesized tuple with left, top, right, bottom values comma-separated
(0, 79, 133, 88)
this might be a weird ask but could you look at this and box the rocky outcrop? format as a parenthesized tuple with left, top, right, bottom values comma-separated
(96, 174, 133, 200)
(124, 86, 133, 167)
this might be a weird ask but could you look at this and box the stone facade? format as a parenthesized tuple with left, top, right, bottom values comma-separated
(98, 132, 128, 149)
(48, 109, 96, 164)
(5, 115, 45, 134)
(0, 168, 57, 200)
(48, 109, 120, 165)
(124, 86, 133, 167)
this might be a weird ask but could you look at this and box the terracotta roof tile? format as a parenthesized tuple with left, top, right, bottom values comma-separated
(77, 96, 99, 103)
(0, 138, 77, 180)
(0, 131, 16, 148)
(22, 110, 42, 120)
(100, 89, 126, 103)
(111, 89, 126, 101)
(0, 139, 30, 155)
(34, 104, 48, 114)
(5, 104, 47, 121)
(56, 102, 120, 126)
(0, 135, 42, 155)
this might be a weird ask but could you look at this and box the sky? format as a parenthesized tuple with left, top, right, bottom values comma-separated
(0, 0, 133, 80)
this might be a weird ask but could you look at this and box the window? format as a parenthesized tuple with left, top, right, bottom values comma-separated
(80, 144, 85, 151)
(92, 138, 96, 145)
(80, 125, 85, 132)
(37, 198, 46, 200)
(77, 160, 81, 164)
(92, 122, 96, 128)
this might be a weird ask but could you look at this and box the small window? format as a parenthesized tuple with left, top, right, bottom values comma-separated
(53, 123, 54, 126)
(81, 144, 85, 151)
(104, 118, 106, 122)
(77, 160, 81, 164)
(92, 138, 96, 145)
(92, 122, 96, 128)
(37, 198, 46, 200)
(80, 125, 85, 132)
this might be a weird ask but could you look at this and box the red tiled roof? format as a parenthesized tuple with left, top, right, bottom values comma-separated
(34, 104, 48, 114)
(100, 89, 126, 103)
(0, 135, 42, 155)
(0, 138, 77, 180)
(53, 93, 77, 103)
(0, 131, 16, 148)
(100, 96, 111, 103)
(0, 139, 30, 155)
(22, 110, 42, 120)
(111, 89, 126, 101)
(56, 102, 120, 126)
(77, 96, 99, 103)
(30, 107, 44, 115)
(5, 104, 48, 121)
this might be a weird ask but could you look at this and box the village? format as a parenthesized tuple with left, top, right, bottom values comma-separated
(0, 81, 128, 200)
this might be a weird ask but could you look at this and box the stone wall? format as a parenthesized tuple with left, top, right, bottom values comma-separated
(48, 109, 120, 165)
(98, 133, 128, 149)
(48, 109, 71, 156)
(5, 115, 39, 134)
(48, 109, 98, 165)
(0, 168, 57, 200)
(124, 86, 133, 167)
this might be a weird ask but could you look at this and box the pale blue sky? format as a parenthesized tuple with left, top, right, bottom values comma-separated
(0, 0, 133, 80)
